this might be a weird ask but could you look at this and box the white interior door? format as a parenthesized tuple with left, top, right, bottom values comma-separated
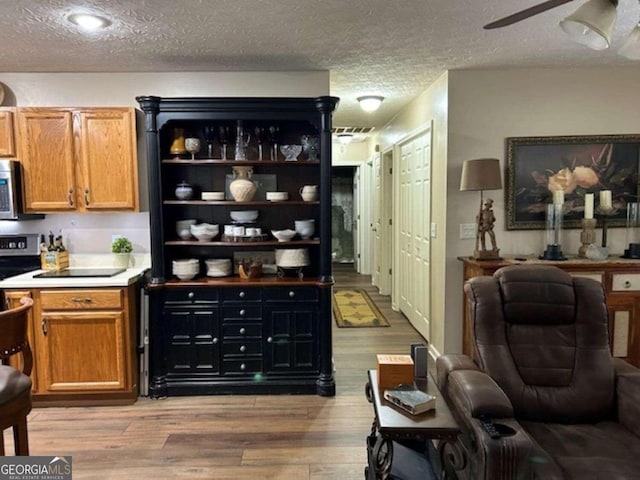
(372, 152, 382, 288)
(396, 128, 432, 340)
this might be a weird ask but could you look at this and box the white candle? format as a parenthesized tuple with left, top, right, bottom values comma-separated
(553, 190, 564, 205)
(584, 193, 594, 219)
(600, 190, 612, 210)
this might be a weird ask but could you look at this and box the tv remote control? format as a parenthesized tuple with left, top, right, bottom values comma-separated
(479, 416, 501, 439)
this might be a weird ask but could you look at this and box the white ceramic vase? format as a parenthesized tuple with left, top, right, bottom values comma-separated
(229, 166, 257, 202)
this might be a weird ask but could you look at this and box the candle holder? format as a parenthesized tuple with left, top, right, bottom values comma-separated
(623, 202, 640, 259)
(595, 205, 617, 250)
(578, 218, 597, 258)
(540, 204, 567, 261)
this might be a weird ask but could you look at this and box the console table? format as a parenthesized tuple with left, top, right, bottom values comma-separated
(458, 256, 640, 367)
(365, 370, 460, 480)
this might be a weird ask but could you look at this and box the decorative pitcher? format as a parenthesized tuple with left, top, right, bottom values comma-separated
(234, 120, 251, 161)
(229, 166, 257, 202)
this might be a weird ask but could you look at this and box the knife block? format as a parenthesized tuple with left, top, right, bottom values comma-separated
(41, 251, 69, 271)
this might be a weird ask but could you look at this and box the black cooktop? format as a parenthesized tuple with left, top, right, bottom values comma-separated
(34, 268, 126, 278)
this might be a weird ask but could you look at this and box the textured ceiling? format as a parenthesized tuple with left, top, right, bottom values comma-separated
(0, 0, 638, 130)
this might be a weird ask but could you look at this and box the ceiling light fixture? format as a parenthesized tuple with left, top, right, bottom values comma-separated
(337, 134, 354, 145)
(559, 0, 618, 50)
(619, 22, 640, 59)
(67, 13, 111, 31)
(357, 96, 384, 113)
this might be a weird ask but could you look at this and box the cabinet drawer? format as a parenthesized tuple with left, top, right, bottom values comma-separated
(222, 359, 262, 374)
(222, 323, 262, 339)
(222, 306, 262, 321)
(221, 288, 261, 303)
(40, 289, 122, 310)
(612, 274, 640, 291)
(265, 287, 319, 303)
(165, 288, 218, 304)
(222, 341, 262, 357)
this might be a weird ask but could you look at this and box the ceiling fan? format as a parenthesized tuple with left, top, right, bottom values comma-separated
(483, 0, 640, 58)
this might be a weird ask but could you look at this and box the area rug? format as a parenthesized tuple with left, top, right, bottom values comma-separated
(333, 288, 390, 328)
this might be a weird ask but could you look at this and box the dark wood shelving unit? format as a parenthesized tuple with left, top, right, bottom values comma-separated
(138, 95, 338, 398)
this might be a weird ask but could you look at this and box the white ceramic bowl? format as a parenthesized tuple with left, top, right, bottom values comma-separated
(176, 219, 197, 240)
(294, 219, 315, 239)
(271, 229, 296, 242)
(175, 271, 197, 281)
(275, 248, 310, 267)
(190, 223, 219, 242)
(205, 258, 232, 277)
(230, 210, 259, 222)
(202, 191, 225, 201)
(266, 192, 289, 202)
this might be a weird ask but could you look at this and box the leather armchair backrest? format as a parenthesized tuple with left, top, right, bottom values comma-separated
(465, 265, 614, 423)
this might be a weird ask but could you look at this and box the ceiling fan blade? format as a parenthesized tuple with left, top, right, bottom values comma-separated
(484, 0, 575, 29)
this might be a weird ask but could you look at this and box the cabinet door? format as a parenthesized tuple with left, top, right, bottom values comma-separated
(38, 311, 128, 392)
(78, 108, 139, 211)
(264, 305, 318, 373)
(0, 108, 15, 157)
(16, 108, 76, 212)
(4, 290, 37, 392)
(164, 306, 220, 374)
(607, 296, 640, 367)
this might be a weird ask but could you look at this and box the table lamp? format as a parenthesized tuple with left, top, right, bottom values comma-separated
(460, 158, 503, 260)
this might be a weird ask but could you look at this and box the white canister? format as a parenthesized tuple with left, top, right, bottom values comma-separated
(233, 226, 245, 236)
(224, 225, 234, 235)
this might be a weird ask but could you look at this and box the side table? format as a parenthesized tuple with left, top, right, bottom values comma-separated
(365, 370, 460, 480)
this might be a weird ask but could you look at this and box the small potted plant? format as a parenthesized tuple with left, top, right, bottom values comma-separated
(112, 236, 133, 268)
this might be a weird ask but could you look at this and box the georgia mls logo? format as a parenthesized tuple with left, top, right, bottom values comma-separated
(0, 456, 72, 479)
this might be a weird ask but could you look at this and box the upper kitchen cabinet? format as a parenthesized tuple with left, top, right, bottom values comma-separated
(16, 107, 139, 213)
(0, 107, 16, 157)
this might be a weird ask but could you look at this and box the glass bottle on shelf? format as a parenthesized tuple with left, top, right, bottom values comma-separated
(624, 202, 640, 258)
(170, 128, 187, 158)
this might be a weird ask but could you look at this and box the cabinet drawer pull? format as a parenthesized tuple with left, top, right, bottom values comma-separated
(68, 188, 74, 207)
(289, 291, 295, 298)
(625, 281, 632, 289)
(41, 318, 47, 336)
(213, 337, 218, 344)
(188, 292, 195, 300)
(267, 337, 273, 343)
(71, 297, 93, 303)
(239, 327, 246, 335)
(239, 291, 245, 298)
(239, 309, 246, 316)
(84, 187, 90, 206)
(240, 345, 246, 352)
(240, 363, 246, 371)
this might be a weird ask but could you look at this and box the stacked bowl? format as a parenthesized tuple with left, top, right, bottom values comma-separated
(172, 258, 199, 280)
(190, 223, 219, 242)
(205, 258, 232, 277)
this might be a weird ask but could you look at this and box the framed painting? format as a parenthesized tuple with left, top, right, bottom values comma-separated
(505, 135, 640, 230)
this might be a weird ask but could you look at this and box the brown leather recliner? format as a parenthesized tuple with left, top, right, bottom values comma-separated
(437, 265, 640, 479)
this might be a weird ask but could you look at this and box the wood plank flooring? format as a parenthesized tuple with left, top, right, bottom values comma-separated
(4, 265, 425, 479)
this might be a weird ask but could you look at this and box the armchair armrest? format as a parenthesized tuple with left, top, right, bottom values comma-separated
(448, 370, 513, 419)
(436, 353, 479, 393)
(614, 358, 640, 438)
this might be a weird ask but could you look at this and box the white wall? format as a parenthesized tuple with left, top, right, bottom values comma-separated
(0, 71, 329, 254)
(445, 66, 640, 353)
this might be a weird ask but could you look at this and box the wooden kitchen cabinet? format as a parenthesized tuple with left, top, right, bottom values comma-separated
(15, 107, 139, 213)
(459, 256, 640, 368)
(4, 285, 139, 406)
(0, 107, 16, 157)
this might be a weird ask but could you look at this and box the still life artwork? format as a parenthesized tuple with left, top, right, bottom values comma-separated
(505, 135, 640, 230)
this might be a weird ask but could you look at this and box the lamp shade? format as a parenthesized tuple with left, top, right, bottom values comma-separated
(460, 158, 502, 191)
(559, 0, 617, 50)
(357, 96, 384, 112)
(619, 23, 640, 60)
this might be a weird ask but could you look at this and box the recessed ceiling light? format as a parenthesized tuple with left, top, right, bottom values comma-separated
(357, 95, 384, 113)
(67, 13, 111, 31)
(337, 134, 354, 145)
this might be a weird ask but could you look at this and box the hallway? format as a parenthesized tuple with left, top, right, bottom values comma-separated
(8, 266, 426, 479)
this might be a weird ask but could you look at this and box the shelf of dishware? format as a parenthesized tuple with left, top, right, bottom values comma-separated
(163, 200, 319, 206)
(165, 239, 319, 247)
(161, 159, 320, 166)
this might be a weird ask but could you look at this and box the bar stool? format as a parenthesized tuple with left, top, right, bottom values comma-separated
(0, 297, 34, 456)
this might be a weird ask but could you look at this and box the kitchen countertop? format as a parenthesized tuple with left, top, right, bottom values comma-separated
(0, 266, 148, 288)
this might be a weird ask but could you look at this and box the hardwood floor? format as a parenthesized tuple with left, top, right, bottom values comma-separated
(4, 265, 425, 479)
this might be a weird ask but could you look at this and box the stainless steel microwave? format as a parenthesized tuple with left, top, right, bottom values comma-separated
(0, 160, 43, 221)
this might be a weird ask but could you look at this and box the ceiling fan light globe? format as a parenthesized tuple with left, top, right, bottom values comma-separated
(618, 24, 640, 60)
(559, 0, 617, 50)
(357, 96, 384, 112)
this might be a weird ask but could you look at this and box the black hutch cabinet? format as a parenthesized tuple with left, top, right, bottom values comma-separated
(137, 96, 339, 397)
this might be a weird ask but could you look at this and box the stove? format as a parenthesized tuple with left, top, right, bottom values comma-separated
(0, 233, 41, 280)
(33, 268, 125, 278)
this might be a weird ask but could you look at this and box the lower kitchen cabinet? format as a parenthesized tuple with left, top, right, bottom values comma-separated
(4, 285, 139, 406)
(152, 284, 325, 396)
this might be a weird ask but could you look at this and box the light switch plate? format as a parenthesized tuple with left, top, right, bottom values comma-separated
(460, 223, 476, 240)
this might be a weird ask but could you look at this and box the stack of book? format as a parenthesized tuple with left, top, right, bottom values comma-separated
(383, 385, 436, 415)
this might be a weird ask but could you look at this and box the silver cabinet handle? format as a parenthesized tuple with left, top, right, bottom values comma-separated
(188, 292, 195, 299)
(68, 188, 74, 207)
(239, 291, 245, 298)
(239, 309, 245, 316)
(239, 327, 246, 335)
(41, 318, 48, 336)
(84, 188, 90, 206)
(267, 337, 273, 343)
(240, 363, 246, 371)
(289, 291, 295, 298)
(71, 297, 93, 303)
(213, 337, 218, 344)
(240, 345, 246, 352)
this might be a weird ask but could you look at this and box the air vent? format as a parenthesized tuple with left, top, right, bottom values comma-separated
(332, 126, 375, 135)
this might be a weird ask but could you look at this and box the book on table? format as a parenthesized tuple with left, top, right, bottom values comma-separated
(383, 384, 436, 415)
